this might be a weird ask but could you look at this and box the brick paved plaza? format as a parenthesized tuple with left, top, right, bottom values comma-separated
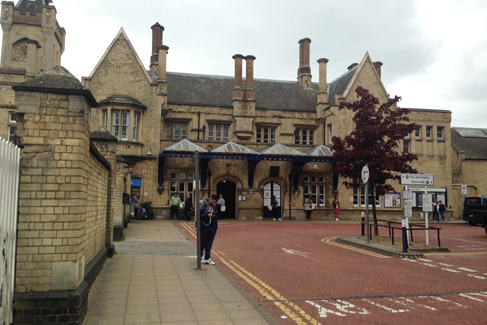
(180, 221, 487, 324)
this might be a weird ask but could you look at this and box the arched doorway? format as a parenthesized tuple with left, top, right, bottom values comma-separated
(263, 181, 282, 219)
(216, 180, 236, 219)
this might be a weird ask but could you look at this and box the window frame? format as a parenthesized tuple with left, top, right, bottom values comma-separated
(294, 128, 315, 145)
(426, 126, 433, 140)
(415, 126, 422, 139)
(165, 121, 189, 140)
(303, 175, 326, 206)
(169, 171, 195, 203)
(208, 123, 230, 142)
(256, 126, 277, 144)
(437, 126, 444, 141)
(8, 112, 16, 143)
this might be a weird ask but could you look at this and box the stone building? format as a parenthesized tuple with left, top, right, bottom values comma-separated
(451, 127, 487, 218)
(0, 0, 471, 226)
(83, 22, 454, 222)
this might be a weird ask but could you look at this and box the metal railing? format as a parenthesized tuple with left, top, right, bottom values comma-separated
(0, 138, 21, 325)
(362, 219, 441, 247)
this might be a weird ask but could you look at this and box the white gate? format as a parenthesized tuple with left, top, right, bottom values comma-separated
(0, 138, 21, 325)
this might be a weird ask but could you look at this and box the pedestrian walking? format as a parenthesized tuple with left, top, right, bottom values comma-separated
(184, 193, 193, 221)
(200, 194, 219, 265)
(217, 194, 226, 219)
(432, 199, 439, 222)
(271, 195, 281, 220)
(305, 195, 313, 221)
(169, 193, 181, 220)
(333, 198, 340, 221)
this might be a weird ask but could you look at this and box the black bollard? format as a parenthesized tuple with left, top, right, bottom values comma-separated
(361, 216, 365, 236)
(402, 219, 408, 253)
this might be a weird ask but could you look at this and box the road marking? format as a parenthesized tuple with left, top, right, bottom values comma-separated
(180, 222, 321, 324)
(321, 237, 392, 259)
(282, 247, 308, 257)
(458, 267, 477, 272)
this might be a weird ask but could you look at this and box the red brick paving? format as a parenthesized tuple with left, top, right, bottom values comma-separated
(180, 221, 487, 324)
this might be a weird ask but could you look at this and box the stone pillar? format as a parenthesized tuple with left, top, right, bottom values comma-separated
(157, 45, 169, 81)
(297, 38, 312, 88)
(25, 40, 41, 80)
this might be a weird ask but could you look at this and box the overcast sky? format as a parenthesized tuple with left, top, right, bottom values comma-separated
(23, 0, 487, 127)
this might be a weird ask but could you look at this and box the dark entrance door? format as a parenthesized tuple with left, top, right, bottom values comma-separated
(216, 181, 236, 219)
(263, 182, 281, 219)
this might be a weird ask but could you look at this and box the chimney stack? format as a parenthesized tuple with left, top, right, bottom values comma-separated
(232, 54, 244, 99)
(297, 38, 312, 88)
(373, 61, 383, 78)
(157, 45, 169, 81)
(317, 58, 329, 104)
(150, 23, 164, 74)
(244, 55, 256, 100)
(347, 63, 358, 71)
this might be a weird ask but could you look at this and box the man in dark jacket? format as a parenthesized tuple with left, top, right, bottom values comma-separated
(200, 194, 219, 265)
(184, 193, 193, 221)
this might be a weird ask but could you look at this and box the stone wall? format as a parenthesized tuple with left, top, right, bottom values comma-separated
(13, 72, 112, 324)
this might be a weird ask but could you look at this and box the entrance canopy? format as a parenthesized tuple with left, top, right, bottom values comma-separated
(158, 139, 334, 189)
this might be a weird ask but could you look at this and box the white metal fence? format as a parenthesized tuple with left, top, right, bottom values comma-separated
(0, 137, 21, 325)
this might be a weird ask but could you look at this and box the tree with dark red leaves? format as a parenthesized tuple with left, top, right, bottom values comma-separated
(331, 87, 418, 234)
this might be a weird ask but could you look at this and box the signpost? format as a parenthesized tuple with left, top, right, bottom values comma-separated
(401, 174, 434, 247)
(362, 165, 370, 243)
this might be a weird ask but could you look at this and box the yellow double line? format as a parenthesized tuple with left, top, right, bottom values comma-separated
(180, 222, 321, 324)
(321, 237, 392, 259)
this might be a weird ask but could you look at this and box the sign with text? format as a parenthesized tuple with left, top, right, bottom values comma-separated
(401, 174, 434, 186)
(422, 194, 433, 212)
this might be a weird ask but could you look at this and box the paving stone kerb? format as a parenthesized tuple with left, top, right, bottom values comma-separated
(337, 235, 425, 258)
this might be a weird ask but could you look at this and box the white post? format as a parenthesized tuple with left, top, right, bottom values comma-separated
(425, 186, 429, 247)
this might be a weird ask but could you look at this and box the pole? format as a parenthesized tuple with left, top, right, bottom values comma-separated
(195, 152, 201, 269)
(425, 186, 429, 247)
(366, 181, 370, 243)
(289, 173, 292, 220)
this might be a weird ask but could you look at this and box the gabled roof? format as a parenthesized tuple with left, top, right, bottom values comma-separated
(306, 145, 333, 157)
(212, 142, 259, 155)
(328, 52, 387, 105)
(452, 127, 487, 160)
(164, 139, 207, 153)
(87, 28, 152, 84)
(166, 72, 318, 112)
(260, 143, 307, 156)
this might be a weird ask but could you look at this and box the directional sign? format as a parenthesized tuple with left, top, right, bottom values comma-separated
(461, 185, 468, 195)
(361, 165, 369, 184)
(401, 173, 434, 186)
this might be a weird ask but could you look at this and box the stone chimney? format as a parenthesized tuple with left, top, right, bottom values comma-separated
(244, 55, 256, 100)
(232, 54, 244, 99)
(150, 23, 164, 74)
(297, 38, 312, 88)
(157, 45, 169, 81)
(25, 40, 41, 80)
(373, 61, 383, 78)
(347, 63, 358, 71)
(317, 58, 329, 104)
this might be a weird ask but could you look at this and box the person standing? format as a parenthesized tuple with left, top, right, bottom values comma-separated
(184, 193, 193, 221)
(271, 195, 281, 220)
(200, 194, 219, 265)
(333, 198, 340, 221)
(305, 195, 313, 221)
(432, 199, 439, 222)
(217, 194, 226, 219)
(169, 193, 181, 220)
(438, 200, 447, 222)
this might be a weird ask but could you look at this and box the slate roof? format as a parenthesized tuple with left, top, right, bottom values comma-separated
(328, 66, 357, 105)
(15, 0, 52, 13)
(166, 72, 318, 112)
(452, 127, 487, 160)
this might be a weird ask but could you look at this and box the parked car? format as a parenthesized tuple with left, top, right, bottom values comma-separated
(462, 196, 487, 226)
